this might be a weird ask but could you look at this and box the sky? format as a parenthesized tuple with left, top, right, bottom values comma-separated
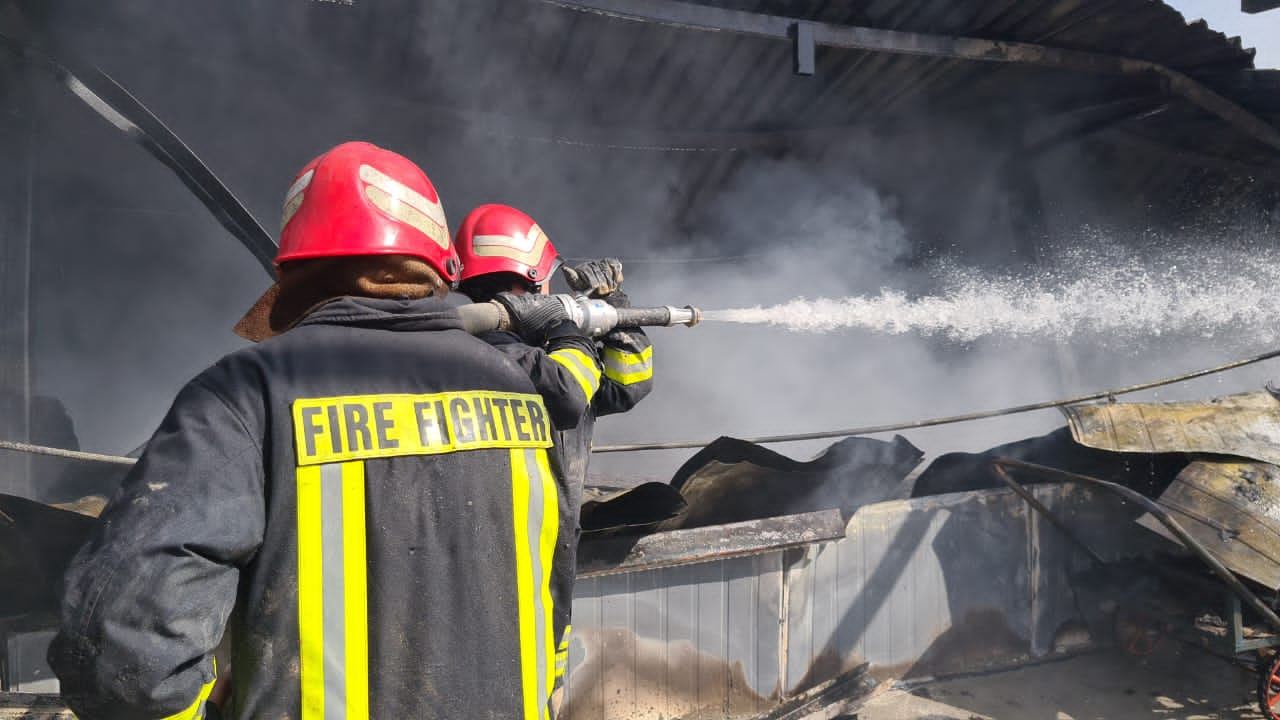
(1165, 0, 1280, 68)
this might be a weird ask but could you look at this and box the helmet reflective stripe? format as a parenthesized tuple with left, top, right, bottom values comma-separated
(470, 225, 550, 264)
(358, 164, 450, 250)
(281, 169, 314, 229)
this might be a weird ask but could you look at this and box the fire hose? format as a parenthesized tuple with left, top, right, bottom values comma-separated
(0, 295, 702, 467)
(456, 294, 701, 337)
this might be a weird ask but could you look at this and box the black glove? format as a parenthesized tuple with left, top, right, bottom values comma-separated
(562, 258, 624, 298)
(494, 292, 571, 345)
(601, 289, 630, 308)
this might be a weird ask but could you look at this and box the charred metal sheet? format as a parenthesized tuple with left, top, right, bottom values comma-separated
(0, 494, 94, 619)
(1244, 0, 1280, 13)
(663, 435, 922, 531)
(1064, 390, 1280, 465)
(1138, 460, 1280, 589)
(577, 509, 844, 578)
(912, 426, 1188, 499)
(579, 481, 686, 536)
(0, 694, 73, 719)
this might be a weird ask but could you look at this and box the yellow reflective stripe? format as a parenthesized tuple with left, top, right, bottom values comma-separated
(342, 461, 370, 720)
(534, 448, 559, 707)
(510, 449, 540, 720)
(554, 625, 571, 680)
(157, 658, 217, 720)
(297, 465, 326, 720)
(604, 345, 652, 365)
(549, 348, 601, 401)
(605, 366, 653, 384)
(602, 346, 653, 385)
(603, 364, 653, 385)
(298, 461, 369, 720)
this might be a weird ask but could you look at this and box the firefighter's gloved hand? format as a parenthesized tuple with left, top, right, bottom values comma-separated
(495, 292, 572, 346)
(602, 289, 630, 308)
(562, 258, 624, 298)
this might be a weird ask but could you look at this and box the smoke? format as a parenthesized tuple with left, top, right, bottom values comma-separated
(585, 153, 1280, 483)
(16, 0, 718, 466)
(10, 1, 1280, 495)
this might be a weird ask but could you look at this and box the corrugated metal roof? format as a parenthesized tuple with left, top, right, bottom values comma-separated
(16, 1, 1276, 214)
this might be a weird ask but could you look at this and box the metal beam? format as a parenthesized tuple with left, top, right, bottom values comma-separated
(0, 51, 32, 499)
(0, 15, 277, 278)
(576, 508, 845, 577)
(790, 21, 814, 76)
(544, 0, 1280, 154)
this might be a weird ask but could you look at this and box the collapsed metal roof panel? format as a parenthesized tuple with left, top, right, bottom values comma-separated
(1137, 460, 1280, 589)
(1063, 390, 1280, 465)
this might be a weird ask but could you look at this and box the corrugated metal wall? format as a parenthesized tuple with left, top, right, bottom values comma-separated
(563, 483, 1160, 720)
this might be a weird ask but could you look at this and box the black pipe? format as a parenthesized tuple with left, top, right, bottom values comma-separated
(992, 457, 1280, 634)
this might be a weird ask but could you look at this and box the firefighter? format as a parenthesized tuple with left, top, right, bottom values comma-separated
(49, 142, 581, 720)
(454, 205, 654, 705)
(455, 204, 654, 504)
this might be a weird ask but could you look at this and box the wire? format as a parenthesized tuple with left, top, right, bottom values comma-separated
(591, 345, 1280, 453)
(6, 345, 1280, 465)
(0, 440, 137, 466)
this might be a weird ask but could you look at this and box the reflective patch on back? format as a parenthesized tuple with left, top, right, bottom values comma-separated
(292, 391, 552, 466)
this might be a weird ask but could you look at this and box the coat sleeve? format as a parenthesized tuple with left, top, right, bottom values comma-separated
(481, 323, 603, 430)
(48, 374, 266, 720)
(592, 328, 653, 417)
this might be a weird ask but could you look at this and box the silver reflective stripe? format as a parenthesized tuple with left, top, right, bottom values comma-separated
(603, 349, 652, 376)
(550, 349, 601, 399)
(524, 448, 550, 708)
(320, 462, 348, 720)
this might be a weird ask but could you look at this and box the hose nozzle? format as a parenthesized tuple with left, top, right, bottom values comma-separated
(665, 305, 701, 327)
(458, 295, 703, 336)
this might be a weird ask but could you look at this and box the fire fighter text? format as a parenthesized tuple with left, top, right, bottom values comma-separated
(293, 391, 552, 466)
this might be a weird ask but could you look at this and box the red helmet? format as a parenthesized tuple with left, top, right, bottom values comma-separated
(276, 141, 459, 282)
(455, 204, 560, 286)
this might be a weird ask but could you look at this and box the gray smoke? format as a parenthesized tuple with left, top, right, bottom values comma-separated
(13, 1, 1280, 495)
(586, 153, 1280, 483)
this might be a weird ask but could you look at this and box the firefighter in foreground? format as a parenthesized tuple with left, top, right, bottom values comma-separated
(49, 142, 581, 719)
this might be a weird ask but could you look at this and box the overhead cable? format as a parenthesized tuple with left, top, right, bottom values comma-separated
(592, 345, 1280, 452)
(6, 346, 1280, 465)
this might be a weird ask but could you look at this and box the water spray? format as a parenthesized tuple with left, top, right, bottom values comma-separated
(697, 251, 1280, 342)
